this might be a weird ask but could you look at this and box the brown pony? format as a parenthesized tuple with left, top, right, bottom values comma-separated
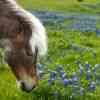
(0, 0, 47, 92)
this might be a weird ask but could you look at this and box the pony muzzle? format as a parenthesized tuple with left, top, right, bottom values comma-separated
(17, 77, 36, 92)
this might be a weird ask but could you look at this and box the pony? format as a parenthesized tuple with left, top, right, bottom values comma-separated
(0, 0, 47, 92)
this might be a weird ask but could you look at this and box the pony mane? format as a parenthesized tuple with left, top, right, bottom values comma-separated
(4, 0, 47, 56)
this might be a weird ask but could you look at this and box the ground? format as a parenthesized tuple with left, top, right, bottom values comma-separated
(0, 0, 100, 100)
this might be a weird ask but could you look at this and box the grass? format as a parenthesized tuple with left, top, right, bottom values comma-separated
(18, 0, 100, 14)
(0, 31, 100, 100)
(0, 0, 100, 100)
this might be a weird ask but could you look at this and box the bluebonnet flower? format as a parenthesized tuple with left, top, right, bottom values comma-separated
(38, 70, 44, 80)
(61, 73, 66, 80)
(50, 71, 57, 80)
(56, 64, 65, 78)
(36, 63, 43, 71)
(47, 58, 52, 64)
(72, 73, 78, 83)
(72, 85, 80, 96)
(48, 79, 54, 85)
(62, 78, 69, 87)
(71, 73, 80, 96)
(78, 63, 83, 75)
(96, 29, 100, 35)
(88, 81, 96, 92)
(59, 70, 65, 77)
(68, 79, 73, 85)
(56, 64, 63, 72)
(80, 87, 84, 96)
(86, 70, 91, 80)
(56, 68, 69, 87)
(93, 64, 100, 76)
(93, 64, 100, 85)
(48, 71, 56, 85)
(36, 63, 44, 79)
(85, 61, 90, 71)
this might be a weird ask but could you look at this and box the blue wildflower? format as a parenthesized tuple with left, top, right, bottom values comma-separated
(72, 85, 80, 96)
(72, 73, 78, 82)
(56, 64, 65, 78)
(36, 63, 44, 79)
(59, 70, 65, 76)
(80, 87, 84, 96)
(78, 63, 83, 75)
(88, 81, 96, 92)
(86, 70, 91, 80)
(96, 29, 100, 35)
(48, 79, 54, 85)
(71, 73, 80, 96)
(93, 64, 100, 76)
(50, 71, 56, 80)
(37, 70, 44, 79)
(68, 79, 73, 85)
(93, 64, 100, 85)
(85, 61, 90, 71)
(36, 63, 43, 70)
(48, 71, 56, 85)
(61, 73, 66, 80)
(56, 64, 63, 72)
(62, 78, 69, 87)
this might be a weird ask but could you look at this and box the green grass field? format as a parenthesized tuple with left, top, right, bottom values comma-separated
(18, 0, 100, 13)
(0, 0, 100, 100)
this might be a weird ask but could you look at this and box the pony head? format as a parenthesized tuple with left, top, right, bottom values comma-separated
(6, 46, 39, 92)
(0, 0, 47, 92)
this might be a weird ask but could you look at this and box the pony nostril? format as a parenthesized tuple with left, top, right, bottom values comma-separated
(20, 81, 35, 92)
(20, 82, 26, 91)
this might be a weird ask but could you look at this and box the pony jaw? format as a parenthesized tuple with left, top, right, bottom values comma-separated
(11, 65, 38, 92)
(16, 77, 36, 92)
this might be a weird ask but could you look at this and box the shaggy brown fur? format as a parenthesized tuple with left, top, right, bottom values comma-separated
(0, 0, 38, 92)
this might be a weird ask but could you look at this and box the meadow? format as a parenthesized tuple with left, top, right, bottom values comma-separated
(0, 0, 100, 100)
